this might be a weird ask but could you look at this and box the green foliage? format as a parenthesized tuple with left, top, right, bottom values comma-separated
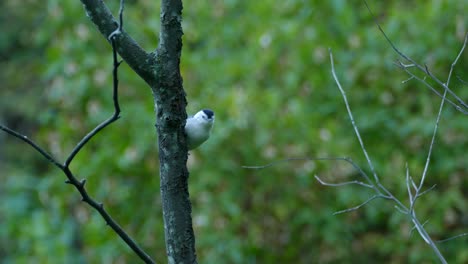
(1, 0, 467, 263)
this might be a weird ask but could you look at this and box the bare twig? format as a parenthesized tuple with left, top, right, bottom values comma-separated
(394, 61, 462, 112)
(362, 3, 467, 261)
(329, 49, 381, 185)
(456, 75, 467, 85)
(416, 184, 437, 199)
(437, 233, 468, 243)
(364, 0, 468, 113)
(329, 46, 447, 263)
(244, 156, 380, 193)
(242, 157, 322, 169)
(444, 33, 467, 88)
(243, 156, 365, 176)
(407, 18, 467, 222)
(333, 195, 386, 215)
(243, 3, 465, 262)
(314, 175, 373, 189)
(328, 49, 407, 206)
(401, 76, 414, 84)
(0, 125, 62, 169)
(405, 164, 414, 202)
(394, 205, 408, 214)
(415, 89, 446, 196)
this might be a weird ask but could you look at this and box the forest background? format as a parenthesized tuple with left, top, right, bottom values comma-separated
(0, 0, 467, 263)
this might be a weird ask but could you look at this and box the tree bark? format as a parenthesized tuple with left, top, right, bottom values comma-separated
(80, 1, 196, 263)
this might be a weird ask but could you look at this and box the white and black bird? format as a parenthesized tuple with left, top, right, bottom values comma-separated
(185, 109, 215, 150)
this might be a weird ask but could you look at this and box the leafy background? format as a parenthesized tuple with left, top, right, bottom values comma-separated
(0, 0, 467, 263)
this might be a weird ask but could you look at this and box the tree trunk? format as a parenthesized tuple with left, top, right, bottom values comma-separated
(80, 0, 197, 263)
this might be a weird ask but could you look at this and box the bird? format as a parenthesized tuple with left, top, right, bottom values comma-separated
(185, 109, 215, 150)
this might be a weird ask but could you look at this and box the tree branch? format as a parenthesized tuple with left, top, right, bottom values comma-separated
(0, 125, 62, 168)
(363, 0, 468, 114)
(80, 0, 156, 85)
(329, 48, 447, 263)
(329, 49, 381, 185)
(0, 33, 155, 263)
(82, 0, 197, 262)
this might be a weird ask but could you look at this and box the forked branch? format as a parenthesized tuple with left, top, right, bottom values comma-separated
(364, 0, 468, 114)
(328, 48, 447, 263)
(0, 4, 155, 263)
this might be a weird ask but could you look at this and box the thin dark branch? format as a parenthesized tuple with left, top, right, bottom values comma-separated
(62, 166, 154, 264)
(64, 55, 121, 167)
(0, 19, 155, 264)
(78, 4, 155, 262)
(111, 41, 123, 114)
(64, 112, 121, 167)
(0, 115, 146, 258)
(0, 125, 63, 169)
(76, 6, 154, 262)
(118, 0, 124, 31)
(66, 3, 124, 168)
